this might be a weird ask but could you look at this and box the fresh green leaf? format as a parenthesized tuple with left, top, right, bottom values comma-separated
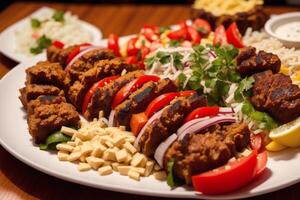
(145, 56, 155, 69)
(178, 73, 187, 91)
(52, 11, 64, 22)
(234, 76, 255, 102)
(30, 46, 43, 55)
(159, 26, 170, 34)
(169, 40, 181, 47)
(31, 18, 41, 28)
(167, 159, 184, 188)
(172, 52, 183, 69)
(39, 131, 71, 151)
(30, 35, 52, 55)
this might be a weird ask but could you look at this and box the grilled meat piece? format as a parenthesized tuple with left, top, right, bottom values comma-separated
(191, 6, 269, 35)
(67, 48, 115, 82)
(47, 45, 79, 66)
(84, 70, 144, 120)
(27, 95, 80, 143)
(114, 78, 178, 129)
(25, 61, 70, 92)
(251, 70, 300, 123)
(139, 93, 207, 157)
(68, 58, 138, 110)
(164, 123, 250, 184)
(236, 47, 281, 77)
(19, 84, 64, 109)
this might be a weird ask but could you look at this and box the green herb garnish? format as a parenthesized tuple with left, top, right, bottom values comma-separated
(30, 35, 52, 55)
(52, 10, 64, 22)
(31, 18, 41, 28)
(159, 26, 170, 35)
(167, 159, 184, 188)
(145, 51, 183, 70)
(234, 76, 255, 102)
(169, 40, 181, 47)
(39, 131, 71, 151)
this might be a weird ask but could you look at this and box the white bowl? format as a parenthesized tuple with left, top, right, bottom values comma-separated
(265, 12, 300, 49)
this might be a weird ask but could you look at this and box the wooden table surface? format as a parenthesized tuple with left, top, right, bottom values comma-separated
(0, 2, 300, 200)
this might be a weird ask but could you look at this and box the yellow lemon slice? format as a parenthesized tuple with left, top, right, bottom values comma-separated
(266, 141, 287, 152)
(269, 117, 300, 148)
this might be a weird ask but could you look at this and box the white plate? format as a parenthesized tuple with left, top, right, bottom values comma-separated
(1, 51, 300, 200)
(0, 7, 102, 63)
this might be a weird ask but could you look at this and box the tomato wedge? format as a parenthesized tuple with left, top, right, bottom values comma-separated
(187, 26, 201, 45)
(130, 112, 148, 136)
(140, 25, 159, 42)
(192, 18, 211, 35)
(126, 56, 138, 64)
(254, 151, 268, 179)
(108, 33, 120, 56)
(226, 22, 244, 48)
(65, 43, 91, 65)
(144, 90, 196, 118)
(111, 75, 160, 109)
(213, 25, 228, 46)
(192, 150, 258, 195)
(127, 37, 139, 56)
(250, 133, 263, 153)
(82, 76, 119, 113)
(53, 40, 64, 48)
(167, 28, 188, 40)
(184, 106, 219, 123)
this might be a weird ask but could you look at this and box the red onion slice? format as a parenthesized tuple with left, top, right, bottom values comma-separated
(134, 107, 167, 149)
(154, 133, 178, 168)
(108, 110, 115, 127)
(178, 116, 236, 141)
(177, 116, 210, 136)
(65, 46, 104, 71)
(219, 107, 234, 113)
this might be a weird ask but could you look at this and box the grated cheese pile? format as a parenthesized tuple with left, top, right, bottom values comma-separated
(56, 115, 166, 181)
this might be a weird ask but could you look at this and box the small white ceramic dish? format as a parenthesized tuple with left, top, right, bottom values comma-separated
(0, 7, 102, 63)
(265, 12, 300, 49)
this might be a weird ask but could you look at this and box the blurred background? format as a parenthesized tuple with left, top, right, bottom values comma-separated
(1, 0, 299, 11)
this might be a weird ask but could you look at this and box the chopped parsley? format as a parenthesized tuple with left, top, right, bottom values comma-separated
(30, 35, 52, 55)
(31, 18, 41, 28)
(39, 131, 71, 151)
(52, 10, 65, 22)
(169, 40, 181, 47)
(234, 76, 255, 102)
(159, 26, 170, 35)
(145, 51, 183, 70)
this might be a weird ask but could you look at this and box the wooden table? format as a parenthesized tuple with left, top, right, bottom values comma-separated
(0, 2, 300, 200)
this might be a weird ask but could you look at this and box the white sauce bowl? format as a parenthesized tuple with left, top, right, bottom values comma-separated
(265, 12, 300, 49)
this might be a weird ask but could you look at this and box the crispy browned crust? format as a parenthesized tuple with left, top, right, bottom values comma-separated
(47, 45, 79, 67)
(164, 123, 250, 184)
(191, 5, 269, 35)
(68, 58, 138, 110)
(27, 95, 80, 143)
(84, 70, 144, 120)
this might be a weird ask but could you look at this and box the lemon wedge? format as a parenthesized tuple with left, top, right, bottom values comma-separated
(266, 141, 287, 152)
(269, 117, 300, 147)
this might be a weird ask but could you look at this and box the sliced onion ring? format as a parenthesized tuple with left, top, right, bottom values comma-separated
(108, 110, 115, 127)
(219, 107, 234, 113)
(154, 134, 178, 168)
(65, 46, 104, 71)
(177, 116, 210, 136)
(134, 107, 167, 149)
(178, 116, 236, 141)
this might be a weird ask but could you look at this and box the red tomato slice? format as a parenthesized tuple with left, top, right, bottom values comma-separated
(192, 150, 258, 195)
(254, 151, 268, 179)
(145, 92, 178, 118)
(140, 25, 159, 42)
(126, 56, 138, 64)
(250, 133, 263, 153)
(108, 33, 120, 56)
(111, 75, 160, 109)
(167, 28, 188, 40)
(52, 40, 64, 48)
(127, 37, 139, 56)
(192, 18, 212, 35)
(187, 26, 201, 44)
(213, 25, 228, 46)
(65, 43, 91, 65)
(130, 112, 148, 136)
(226, 22, 244, 48)
(82, 76, 119, 113)
(184, 106, 220, 123)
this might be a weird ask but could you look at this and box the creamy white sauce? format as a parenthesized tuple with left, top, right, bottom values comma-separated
(275, 22, 300, 41)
